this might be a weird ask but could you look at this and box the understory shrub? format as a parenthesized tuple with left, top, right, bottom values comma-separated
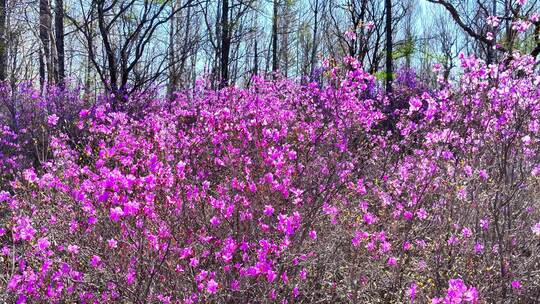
(1, 54, 539, 303)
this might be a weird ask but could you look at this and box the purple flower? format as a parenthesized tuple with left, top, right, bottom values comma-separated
(47, 114, 59, 126)
(67, 244, 79, 254)
(108, 238, 118, 249)
(407, 282, 417, 303)
(109, 207, 124, 222)
(206, 279, 218, 294)
(91, 255, 101, 267)
(532, 222, 540, 236)
(37, 237, 50, 251)
(263, 205, 274, 216)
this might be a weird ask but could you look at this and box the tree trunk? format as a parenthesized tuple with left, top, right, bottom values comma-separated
(219, 0, 230, 88)
(309, 0, 319, 77)
(384, 0, 393, 93)
(486, 0, 496, 64)
(55, 0, 65, 86)
(253, 39, 258, 76)
(167, 1, 177, 98)
(272, 0, 279, 74)
(280, 2, 291, 77)
(0, 0, 7, 82)
(40, 0, 53, 87)
(178, 1, 191, 88)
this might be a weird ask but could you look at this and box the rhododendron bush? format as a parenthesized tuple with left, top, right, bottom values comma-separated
(1, 55, 540, 303)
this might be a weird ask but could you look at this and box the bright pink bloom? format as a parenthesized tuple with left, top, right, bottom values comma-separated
(207, 279, 218, 294)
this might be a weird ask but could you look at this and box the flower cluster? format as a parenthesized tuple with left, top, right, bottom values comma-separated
(432, 279, 478, 303)
(1, 54, 539, 303)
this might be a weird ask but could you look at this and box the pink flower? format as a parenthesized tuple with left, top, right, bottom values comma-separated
(511, 280, 521, 290)
(108, 238, 118, 249)
(281, 271, 288, 283)
(474, 243, 484, 253)
(79, 109, 90, 118)
(109, 207, 124, 222)
(447, 235, 458, 246)
(47, 114, 59, 126)
(403, 211, 413, 220)
(13, 216, 36, 241)
(344, 30, 357, 41)
(487, 16, 500, 27)
(267, 270, 276, 282)
(91, 255, 101, 267)
(126, 269, 136, 285)
(263, 205, 274, 216)
(407, 282, 417, 302)
(532, 222, 540, 236)
(512, 20, 531, 33)
(403, 241, 413, 251)
(442, 150, 454, 160)
(380, 241, 391, 252)
(37, 237, 50, 251)
(309, 230, 317, 240)
(67, 244, 79, 254)
(299, 268, 307, 280)
(387, 257, 397, 266)
(463, 287, 478, 302)
(195, 270, 208, 282)
(207, 279, 218, 294)
(409, 97, 423, 112)
(210, 216, 221, 226)
(364, 21, 375, 30)
(363, 212, 377, 225)
(189, 257, 199, 267)
(461, 227, 472, 238)
(123, 201, 140, 216)
(293, 286, 299, 297)
(478, 170, 489, 180)
(416, 208, 428, 220)
(480, 218, 490, 230)
(288, 150, 297, 160)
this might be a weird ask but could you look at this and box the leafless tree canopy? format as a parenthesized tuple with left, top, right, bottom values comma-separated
(1, 0, 540, 96)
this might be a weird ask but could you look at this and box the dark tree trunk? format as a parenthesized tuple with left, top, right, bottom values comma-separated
(40, 0, 53, 87)
(55, 0, 65, 86)
(0, 0, 6, 82)
(384, 0, 393, 93)
(309, 0, 319, 77)
(96, 1, 120, 106)
(254, 39, 258, 75)
(272, 0, 279, 74)
(219, 0, 230, 88)
(167, 5, 177, 99)
(486, 0, 496, 64)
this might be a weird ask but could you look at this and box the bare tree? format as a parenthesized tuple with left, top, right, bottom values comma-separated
(425, 0, 540, 62)
(272, 0, 279, 74)
(309, 0, 322, 76)
(54, 0, 65, 86)
(67, 0, 200, 108)
(0, 0, 6, 82)
(39, 0, 53, 90)
(385, 0, 393, 93)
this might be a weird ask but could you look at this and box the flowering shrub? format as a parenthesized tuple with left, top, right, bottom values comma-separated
(431, 279, 478, 303)
(1, 54, 540, 303)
